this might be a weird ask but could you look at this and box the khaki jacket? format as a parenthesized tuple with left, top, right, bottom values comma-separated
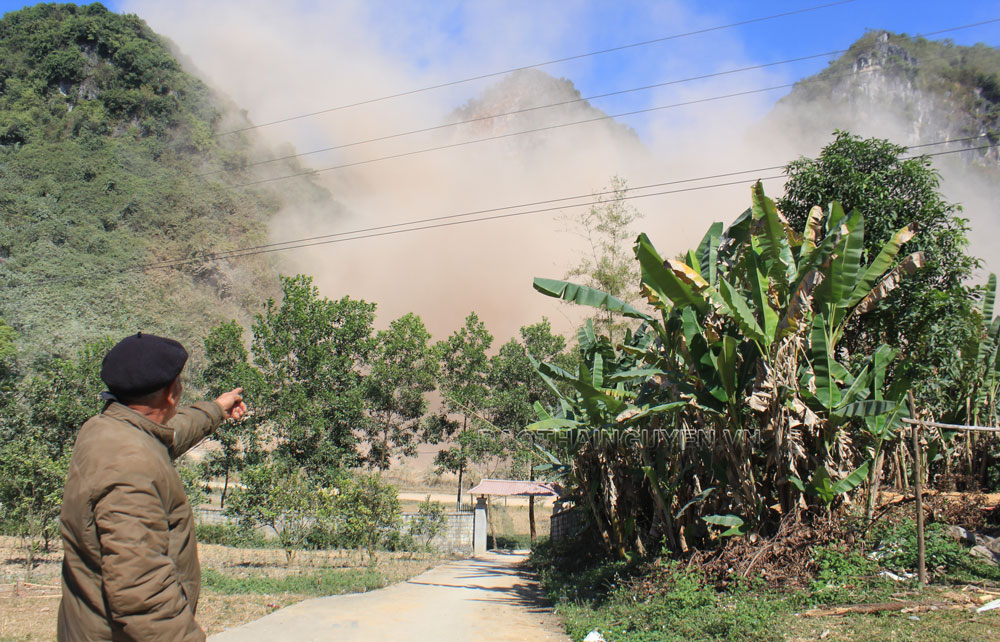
(58, 401, 224, 642)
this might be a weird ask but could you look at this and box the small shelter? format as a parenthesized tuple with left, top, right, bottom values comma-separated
(466, 479, 562, 552)
(467, 479, 562, 498)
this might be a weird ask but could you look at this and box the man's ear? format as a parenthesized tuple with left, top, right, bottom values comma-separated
(165, 377, 182, 407)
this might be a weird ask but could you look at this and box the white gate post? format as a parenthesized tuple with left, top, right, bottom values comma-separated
(473, 496, 488, 556)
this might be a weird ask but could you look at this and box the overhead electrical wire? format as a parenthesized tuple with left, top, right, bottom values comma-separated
(213, 0, 859, 136)
(223, 41, 998, 189)
(199, 48, 846, 177)
(170, 134, 995, 271)
(200, 17, 1000, 178)
(12, 136, 993, 288)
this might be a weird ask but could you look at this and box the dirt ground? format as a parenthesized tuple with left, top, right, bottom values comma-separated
(0, 537, 440, 641)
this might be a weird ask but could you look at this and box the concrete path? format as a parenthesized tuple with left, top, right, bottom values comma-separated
(208, 551, 569, 642)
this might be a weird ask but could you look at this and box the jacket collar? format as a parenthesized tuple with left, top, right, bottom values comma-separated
(103, 402, 175, 447)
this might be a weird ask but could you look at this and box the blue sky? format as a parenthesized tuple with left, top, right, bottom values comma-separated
(2, 0, 998, 142)
(3, 1, 998, 103)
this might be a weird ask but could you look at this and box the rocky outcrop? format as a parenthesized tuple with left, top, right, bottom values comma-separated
(767, 31, 1000, 166)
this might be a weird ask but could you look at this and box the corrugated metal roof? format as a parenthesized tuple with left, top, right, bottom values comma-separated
(467, 479, 562, 497)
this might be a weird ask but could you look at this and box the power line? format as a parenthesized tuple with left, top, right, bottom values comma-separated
(11, 136, 993, 287)
(201, 17, 1000, 177)
(213, 0, 859, 136)
(150, 143, 1000, 265)
(200, 49, 845, 177)
(224, 43, 995, 189)
(164, 134, 994, 272)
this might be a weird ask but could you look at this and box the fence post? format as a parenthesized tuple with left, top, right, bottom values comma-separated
(907, 391, 927, 586)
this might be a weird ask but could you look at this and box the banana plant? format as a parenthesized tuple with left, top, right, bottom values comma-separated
(529, 183, 928, 550)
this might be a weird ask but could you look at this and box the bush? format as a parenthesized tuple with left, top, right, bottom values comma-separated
(869, 519, 965, 577)
(195, 523, 274, 549)
(224, 463, 338, 563)
(334, 474, 401, 560)
(408, 496, 446, 551)
(809, 545, 887, 605)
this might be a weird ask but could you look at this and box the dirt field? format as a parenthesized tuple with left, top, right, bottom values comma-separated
(0, 536, 440, 641)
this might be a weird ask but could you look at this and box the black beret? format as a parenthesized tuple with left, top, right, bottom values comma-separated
(101, 333, 188, 397)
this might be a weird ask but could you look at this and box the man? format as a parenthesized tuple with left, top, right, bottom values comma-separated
(58, 333, 246, 641)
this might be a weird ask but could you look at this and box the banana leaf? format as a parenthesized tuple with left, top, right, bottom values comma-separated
(616, 401, 686, 423)
(746, 251, 779, 341)
(799, 206, 824, 264)
(855, 252, 926, 314)
(835, 211, 865, 308)
(824, 201, 848, 235)
(703, 514, 747, 537)
(776, 269, 822, 339)
(831, 461, 872, 495)
(751, 182, 796, 283)
(634, 233, 704, 311)
(716, 335, 738, 401)
(533, 277, 651, 320)
(977, 273, 998, 367)
(525, 417, 582, 432)
(811, 315, 841, 410)
(845, 223, 918, 308)
(532, 401, 552, 421)
(718, 276, 768, 344)
(685, 249, 702, 276)
(578, 321, 597, 352)
(676, 487, 715, 519)
(815, 211, 862, 312)
(696, 222, 723, 286)
(604, 367, 670, 383)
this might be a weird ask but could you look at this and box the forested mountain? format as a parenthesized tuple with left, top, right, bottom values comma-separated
(771, 30, 1000, 157)
(768, 31, 1000, 178)
(765, 29, 1000, 277)
(0, 3, 328, 367)
(3, 5, 998, 371)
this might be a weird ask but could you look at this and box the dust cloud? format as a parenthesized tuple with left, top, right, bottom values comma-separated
(124, 1, 996, 344)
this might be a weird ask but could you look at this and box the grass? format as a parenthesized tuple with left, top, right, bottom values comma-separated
(202, 566, 388, 595)
(530, 515, 1000, 642)
(0, 536, 441, 640)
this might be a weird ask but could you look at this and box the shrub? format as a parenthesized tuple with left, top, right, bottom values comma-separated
(869, 519, 965, 576)
(809, 545, 886, 604)
(408, 496, 446, 551)
(224, 463, 337, 563)
(195, 523, 274, 549)
(334, 474, 401, 561)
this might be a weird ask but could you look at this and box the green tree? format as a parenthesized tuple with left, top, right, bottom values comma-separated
(225, 461, 337, 564)
(0, 319, 20, 433)
(485, 318, 567, 540)
(779, 131, 979, 415)
(334, 474, 402, 563)
(408, 496, 446, 551)
(252, 275, 375, 482)
(363, 313, 437, 470)
(432, 312, 493, 507)
(487, 319, 568, 436)
(0, 337, 105, 573)
(0, 438, 69, 576)
(200, 320, 267, 507)
(564, 176, 643, 341)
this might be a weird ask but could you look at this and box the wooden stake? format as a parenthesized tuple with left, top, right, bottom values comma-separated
(908, 391, 927, 586)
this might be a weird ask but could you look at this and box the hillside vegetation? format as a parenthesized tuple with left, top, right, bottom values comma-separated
(0, 3, 326, 367)
(772, 30, 1000, 162)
